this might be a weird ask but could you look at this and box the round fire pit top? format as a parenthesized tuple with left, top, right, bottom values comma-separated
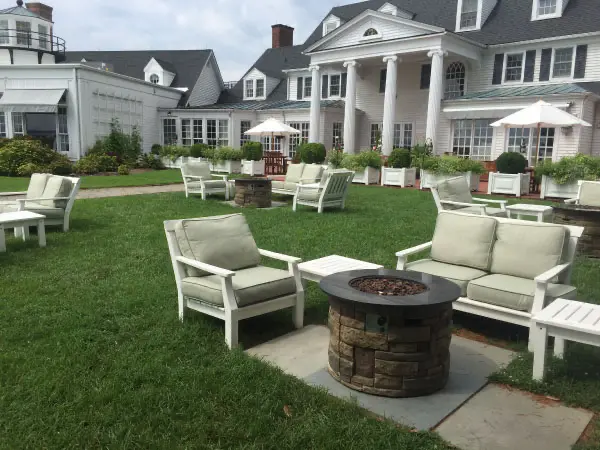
(320, 269, 461, 307)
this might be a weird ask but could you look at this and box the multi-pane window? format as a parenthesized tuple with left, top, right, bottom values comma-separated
(460, 0, 478, 29)
(553, 47, 574, 78)
(505, 53, 524, 82)
(507, 127, 554, 163)
(12, 113, 26, 136)
(507, 128, 531, 155)
(57, 106, 69, 152)
(538, 0, 557, 16)
(192, 119, 203, 144)
(330, 74, 341, 97)
(162, 118, 177, 145)
(533, 128, 555, 162)
(304, 77, 312, 98)
(38, 24, 48, 49)
(332, 122, 344, 149)
(150, 74, 160, 84)
(262, 136, 283, 153)
(324, 21, 337, 35)
(363, 28, 378, 37)
(0, 20, 9, 45)
(16, 21, 31, 46)
(206, 119, 217, 148)
(370, 123, 382, 149)
(245, 80, 254, 98)
(452, 119, 494, 160)
(218, 119, 229, 147)
(393, 123, 414, 149)
(181, 119, 192, 146)
(240, 120, 252, 147)
(445, 62, 466, 99)
(288, 122, 309, 159)
(0, 113, 7, 138)
(256, 79, 265, 98)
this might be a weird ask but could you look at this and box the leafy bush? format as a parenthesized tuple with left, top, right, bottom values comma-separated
(74, 154, 118, 175)
(421, 156, 485, 175)
(87, 139, 106, 156)
(0, 138, 72, 176)
(410, 141, 433, 168)
(190, 143, 210, 158)
(138, 154, 165, 170)
(496, 152, 528, 174)
(159, 145, 191, 162)
(16, 163, 45, 177)
(216, 147, 243, 162)
(118, 165, 130, 176)
(151, 144, 162, 155)
(387, 148, 411, 168)
(341, 150, 383, 171)
(326, 149, 345, 169)
(48, 157, 74, 176)
(87, 119, 143, 166)
(535, 154, 600, 185)
(242, 142, 263, 161)
(297, 143, 327, 164)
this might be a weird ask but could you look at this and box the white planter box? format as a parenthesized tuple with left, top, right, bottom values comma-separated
(242, 160, 265, 176)
(540, 175, 580, 200)
(381, 167, 417, 187)
(210, 160, 242, 174)
(352, 167, 380, 185)
(161, 157, 189, 169)
(488, 172, 531, 197)
(420, 170, 480, 191)
(188, 157, 208, 164)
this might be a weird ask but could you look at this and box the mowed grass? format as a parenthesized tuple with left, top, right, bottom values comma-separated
(0, 169, 183, 191)
(1, 185, 599, 449)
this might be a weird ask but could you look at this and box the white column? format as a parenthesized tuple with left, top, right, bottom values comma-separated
(425, 49, 447, 152)
(381, 55, 399, 156)
(343, 60, 358, 154)
(309, 65, 321, 143)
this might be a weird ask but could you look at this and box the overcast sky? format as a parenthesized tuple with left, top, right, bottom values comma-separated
(48, 0, 348, 81)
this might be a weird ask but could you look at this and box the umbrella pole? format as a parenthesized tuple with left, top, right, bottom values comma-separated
(534, 123, 542, 166)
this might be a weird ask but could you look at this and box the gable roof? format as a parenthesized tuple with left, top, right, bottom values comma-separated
(64, 50, 213, 106)
(0, 4, 43, 18)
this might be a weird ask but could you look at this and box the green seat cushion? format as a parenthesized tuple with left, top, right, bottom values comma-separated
(40, 176, 71, 208)
(202, 180, 227, 189)
(181, 266, 297, 307)
(183, 162, 211, 179)
(301, 164, 323, 182)
(431, 211, 497, 271)
(436, 177, 473, 205)
(175, 214, 261, 277)
(579, 182, 600, 208)
(285, 164, 305, 183)
(0, 202, 63, 219)
(271, 180, 285, 190)
(297, 189, 321, 202)
(26, 173, 49, 199)
(467, 274, 576, 312)
(284, 182, 299, 192)
(406, 259, 488, 296)
(490, 222, 568, 280)
(453, 206, 508, 217)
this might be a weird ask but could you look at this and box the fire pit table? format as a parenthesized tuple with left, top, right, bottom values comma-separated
(320, 269, 460, 398)
(234, 178, 272, 208)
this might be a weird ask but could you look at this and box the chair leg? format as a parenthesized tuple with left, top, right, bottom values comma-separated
(293, 291, 305, 329)
(292, 197, 298, 212)
(532, 325, 548, 381)
(225, 314, 239, 349)
(178, 293, 185, 321)
(318, 204, 324, 214)
(202, 191, 207, 201)
(528, 323, 540, 353)
(553, 337, 566, 359)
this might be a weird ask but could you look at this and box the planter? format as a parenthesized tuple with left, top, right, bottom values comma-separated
(540, 175, 580, 200)
(352, 167, 380, 185)
(487, 172, 531, 197)
(210, 160, 242, 174)
(420, 170, 480, 192)
(381, 167, 417, 188)
(188, 157, 208, 164)
(242, 160, 265, 176)
(161, 157, 189, 169)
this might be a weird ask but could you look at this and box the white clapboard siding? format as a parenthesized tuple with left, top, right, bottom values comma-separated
(188, 55, 222, 107)
(579, 98, 597, 156)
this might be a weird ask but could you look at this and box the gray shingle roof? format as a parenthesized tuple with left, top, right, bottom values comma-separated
(64, 50, 213, 106)
(453, 83, 600, 100)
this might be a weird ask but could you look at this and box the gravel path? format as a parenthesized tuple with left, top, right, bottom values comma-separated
(77, 184, 184, 199)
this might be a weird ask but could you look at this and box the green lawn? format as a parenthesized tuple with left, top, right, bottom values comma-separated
(0, 169, 183, 191)
(1, 186, 599, 449)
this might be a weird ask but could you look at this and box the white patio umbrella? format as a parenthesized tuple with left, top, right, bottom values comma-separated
(491, 100, 592, 163)
(244, 117, 300, 150)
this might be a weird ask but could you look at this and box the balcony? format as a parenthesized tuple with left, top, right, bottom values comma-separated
(0, 28, 66, 56)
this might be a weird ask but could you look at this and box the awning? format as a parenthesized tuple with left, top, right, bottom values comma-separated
(0, 89, 66, 113)
(443, 102, 569, 120)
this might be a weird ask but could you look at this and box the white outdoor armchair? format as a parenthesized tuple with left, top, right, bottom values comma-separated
(293, 170, 354, 213)
(431, 176, 507, 217)
(181, 162, 229, 200)
(565, 180, 600, 207)
(164, 214, 305, 349)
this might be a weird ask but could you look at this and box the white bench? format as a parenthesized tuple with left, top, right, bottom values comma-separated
(532, 298, 600, 381)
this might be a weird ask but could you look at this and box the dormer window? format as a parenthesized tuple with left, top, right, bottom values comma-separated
(532, 0, 563, 20)
(538, 0, 557, 15)
(460, 0, 478, 29)
(322, 15, 341, 36)
(363, 28, 378, 37)
(245, 79, 254, 98)
(244, 77, 267, 100)
(150, 74, 160, 84)
(256, 79, 265, 97)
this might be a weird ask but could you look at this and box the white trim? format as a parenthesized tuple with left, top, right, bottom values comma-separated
(489, 31, 600, 48)
(550, 45, 577, 81)
(322, 14, 341, 37)
(502, 51, 527, 84)
(455, 0, 482, 32)
(243, 76, 267, 101)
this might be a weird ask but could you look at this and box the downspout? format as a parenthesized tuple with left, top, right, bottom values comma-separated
(74, 67, 85, 159)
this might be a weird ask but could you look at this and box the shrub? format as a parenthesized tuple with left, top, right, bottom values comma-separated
(118, 165, 130, 176)
(242, 142, 263, 161)
(216, 147, 243, 162)
(341, 150, 383, 171)
(0, 138, 70, 176)
(535, 154, 600, 185)
(87, 139, 106, 156)
(74, 154, 118, 175)
(16, 163, 45, 177)
(159, 145, 190, 161)
(48, 156, 74, 175)
(87, 119, 142, 166)
(496, 152, 528, 174)
(410, 141, 434, 168)
(421, 156, 485, 175)
(387, 148, 411, 169)
(326, 149, 345, 169)
(151, 144, 162, 155)
(138, 154, 165, 170)
(297, 143, 327, 164)
(190, 143, 210, 158)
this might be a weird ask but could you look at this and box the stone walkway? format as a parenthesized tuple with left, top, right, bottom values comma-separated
(77, 184, 184, 199)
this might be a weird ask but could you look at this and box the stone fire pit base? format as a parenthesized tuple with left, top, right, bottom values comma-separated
(328, 296, 452, 398)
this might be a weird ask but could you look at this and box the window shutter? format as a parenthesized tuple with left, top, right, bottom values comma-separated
(341, 73, 347, 97)
(296, 77, 304, 100)
(574, 45, 588, 79)
(539, 48, 552, 82)
(523, 50, 536, 83)
(492, 53, 504, 85)
(420, 64, 431, 89)
(322, 74, 329, 99)
(379, 69, 387, 93)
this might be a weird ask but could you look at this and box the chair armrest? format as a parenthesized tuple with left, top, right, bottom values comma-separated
(396, 242, 433, 258)
(535, 263, 571, 284)
(175, 256, 235, 278)
(184, 175, 206, 180)
(17, 197, 70, 204)
(564, 198, 577, 204)
(473, 197, 508, 209)
(441, 200, 486, 211)
(259, 248, 302, 264)
(213, 174, 228, 181)
(0, 191, 27, 197)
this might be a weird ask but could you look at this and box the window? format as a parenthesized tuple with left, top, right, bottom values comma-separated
(218, 119, 229, 147)
(445, 62, 466, 99)
(552, 47, 574, 78)
(0, 20, 9, 45)
(288, 122, 309, 158)
(393, 123, 414, 148)
(330, 74, 341, 97)
(12, 113, 26, 136)
(181, 119, 192, 146)
(162, 118, 177, 145)
(370, 123, 382, 149)
(324, 21, 338, 35)
(504, 53, 524, 82)
(379, 69, 387, 94)
(207, 119, 217, 148)
(363, 28, 378, 37)
(57, 106, 69, 152)
(256, 79, 265, 98)
(460, 0, 478, 29)
(304, 77, 312, 98)
(332, 122, 344, 149)
(533, 128, 555, 162)
(240, 120, 252, 147)
(452, 119, 493, 160)
(245, 80, 254, 98)
(0, 113, 7, 138)
(507, 128, 531, 155)
(538, 0, 557, 16)
(150, 74, 160, 84)
(38, 24, 48, 49)
(192, 119, 203, 144)
(16, 21, 31, 46)
(507, 127, 554, 163)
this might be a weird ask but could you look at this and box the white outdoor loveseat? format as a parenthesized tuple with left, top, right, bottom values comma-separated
(396, 211, 584, 350)
(271, 163, 324, 196)
(565, 180, 600, 207)
(0, 173, 81, 232)
(181, 162, 229, 200)
(164, 214, 305, 349)
(293, 170, 354, 213)
(431, 176, 508, 217)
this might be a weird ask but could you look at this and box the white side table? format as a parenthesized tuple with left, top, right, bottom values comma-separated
(0, 211, 46, 252)
(532, 298, 600, 381)
(298, 255, 383, 283)
(506, 204, 554, 223)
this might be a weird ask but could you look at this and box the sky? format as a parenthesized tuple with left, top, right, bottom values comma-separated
(47, 0, 350, 81)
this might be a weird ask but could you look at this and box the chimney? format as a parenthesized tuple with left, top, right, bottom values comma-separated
(25, 2, 53, 22)
(272, 24, 294, 48)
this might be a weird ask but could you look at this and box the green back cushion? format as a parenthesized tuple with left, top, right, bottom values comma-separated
(27, 173, 49, 199)
(39, 176, 72, 208)
(579, 182, 600, 208)
(184, 162, 211, 179)
(490, 222, 568, 279)
(175, 214, 261, 277)
(431, 212, 497, 271)
(285, 164, 305, 183)
(436, 177, 473, 206)
(302, 164, 323, 182)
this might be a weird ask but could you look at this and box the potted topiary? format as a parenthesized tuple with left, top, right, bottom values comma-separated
(189, 143, 210, 163)
(211, 147, 243, 174)
(419, 156, 485, 191)
(488, 152, 530, 197)
(241, 141, 265, 176)
(381, 148, 416, 187)
(341, 150, 383, 185)
(537, 154, 600, 199)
